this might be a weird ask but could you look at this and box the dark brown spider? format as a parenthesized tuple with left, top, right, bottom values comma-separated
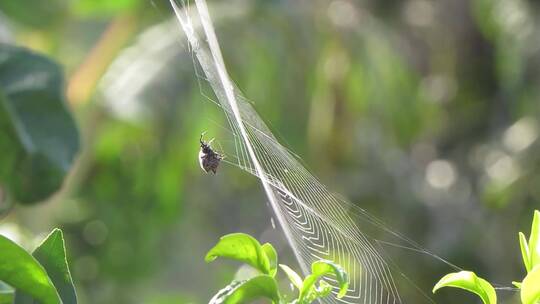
(199, 132, 224, 174)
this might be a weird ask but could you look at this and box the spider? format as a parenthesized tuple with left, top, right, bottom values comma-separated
(199, 132, 224, 174)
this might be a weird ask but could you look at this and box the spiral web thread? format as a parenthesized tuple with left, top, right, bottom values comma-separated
(168, 1, 456, 303)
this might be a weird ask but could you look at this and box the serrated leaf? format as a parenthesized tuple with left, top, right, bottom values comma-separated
(0, 235, 60, 304)
(209, 275, 279, 304)
(15, 229, 77, 304)
(520, 232, 532, 272)
(521, 265, 540, 304)
(299, 260, 349, 302)
(0, 44, 80, 204)
(433, 271, 496, 304)
(261, 243, 278, 277)
(205, 233, 271, 275)
(279, 264, 303, 291)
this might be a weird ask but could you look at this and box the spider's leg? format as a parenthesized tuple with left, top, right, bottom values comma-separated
(216, 141, 226, 159)
(200, 131, 207, 144)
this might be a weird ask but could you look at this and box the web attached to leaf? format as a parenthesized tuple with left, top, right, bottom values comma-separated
(169, 1, 462, 303)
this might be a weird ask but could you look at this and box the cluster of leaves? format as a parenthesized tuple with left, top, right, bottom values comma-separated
(0, 43, 79, 304)
(433, 210, 540, 304)
(0, 229, 77, 304)
(0, 44, 79, 205)
(205, 233, 349, 304)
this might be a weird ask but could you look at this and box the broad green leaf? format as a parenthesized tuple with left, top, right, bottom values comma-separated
(208, 275, 280, 304)
(529, 210, 540, 269)
(0, 235, 60, 304)
(0, 44, 80, 204)
(261, 243, 278, 277)
(279, 264, 303, 290)
(15, 229, 77, 304)
(520, 232, 532, 272)
(512, 281, 522, 289)
(433, 271, 496, 304)
(521, 265, 540, 304)
(205, 233, 271, 275)
(299, 260, 349, 302)
(33, 229, 77, 303)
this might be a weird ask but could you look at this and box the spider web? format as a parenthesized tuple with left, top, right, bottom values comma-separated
(169, 1, 461, 303)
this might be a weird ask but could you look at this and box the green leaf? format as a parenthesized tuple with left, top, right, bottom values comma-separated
(205, 233, 271, 275)
(33, 229, 77, 303)
(299, 260, 349, 302)
(0, 44, 80, 204)
(0, 293, 14, 304)
(512, 281, 522, 289)
(315, 280, 333, 298)
(529, 210, 540, 269)
(15, 229, 77, 304)
(521, 265, 540, 304)
(261, 243, 278, 277)
(520, 231, 532, 272)
(0, 281, 14, 304)
(0, 235, 61, 304)
(279, 264, 303, 291)
(209, 275, 280, 304)
(433, 271, 496, 304)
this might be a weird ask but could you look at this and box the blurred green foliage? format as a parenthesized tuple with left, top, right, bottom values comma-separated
(0, 44, 79, 204)
(0, 0, 539, 303)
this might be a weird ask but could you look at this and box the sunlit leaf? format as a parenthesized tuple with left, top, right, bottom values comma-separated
(529, 210, 540, 269)
(521, 265, 540, 304)
(205, 233, 271, 275)
(315, 280, 333, 298)
(208, 275, 279, 304)
(15, 229, 77, 304)
(0, 235, 60, 304)
(520, 231, 532, 272)
(261, 243, 277, 277)
(0, 44, 80, 204)
(279, 264, 303, 291)
(299, 260, 349, 301)
(433, 271, 496, 304)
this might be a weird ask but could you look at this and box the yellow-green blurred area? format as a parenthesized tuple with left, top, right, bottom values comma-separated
(0, 0, 539, 303)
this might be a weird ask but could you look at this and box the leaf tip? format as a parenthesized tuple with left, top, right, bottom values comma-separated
(337, 282, 349, 298)
(204, 252, 217, 263)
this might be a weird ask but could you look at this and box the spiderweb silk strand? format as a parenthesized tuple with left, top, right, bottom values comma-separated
(169, 1, 440, 303)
